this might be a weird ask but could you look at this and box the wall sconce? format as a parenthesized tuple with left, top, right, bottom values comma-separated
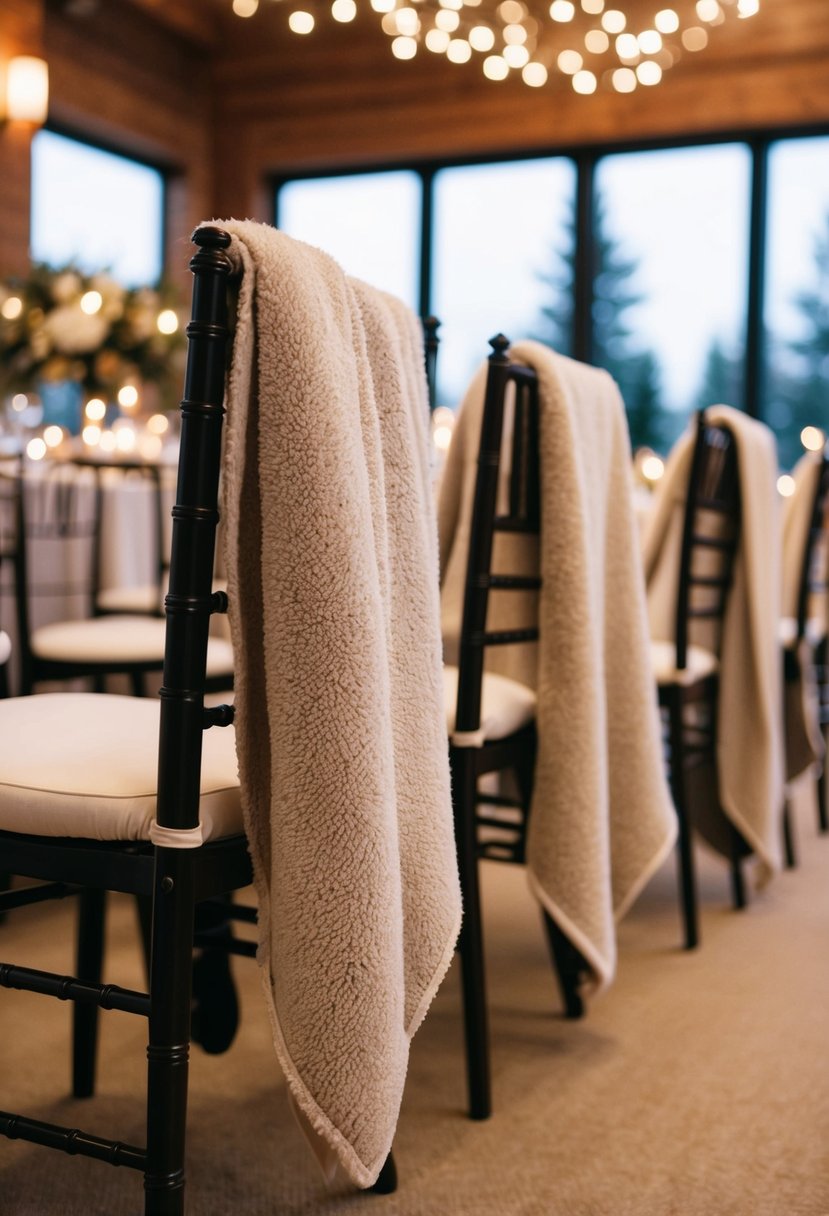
(2, 56, 49, 126)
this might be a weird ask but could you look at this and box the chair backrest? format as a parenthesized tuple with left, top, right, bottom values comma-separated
(794, 446, 829, 643)
(0, 458, 100, 664)
(454, 334, 541, 735)
(674, 410, 741, 671)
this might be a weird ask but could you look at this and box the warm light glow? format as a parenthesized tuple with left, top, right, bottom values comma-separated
(5, 56, 49, 125)
(636, 59, 662, 84)
(612, 66, 637, 91)
(82, 425, 102, 447)
(43, 425, 64, 448)
(426, 26, 451, 49)
(11, 393, 28, 412)
(80, 290, 103, 315)
(138, 432, 164, 462)
(801, 426, 825, 452)
(99, 430, 118, 454)
(601, 8, 626, 33)
(615, 32, 639, 58)
(431, 407, 456, 453)
(331, 0, 357, 20)
(777, 474, 795, 497)
(483, 54, 510, 79)
(391, 34, 418, 57)
(115, 425, 137, 453)
(584, 29, 609, 52)
(229, 0, 759, 94)
(557, 48, 583, 73)
(655, 8, 679, 33)
(435, 10, 460, 31)
(147, 413, 170, 435)
(1, 296, 23, 320)
(118, 384, 139, 410)
(682, 24, 709, 49)
(156, 309, 179, 335)
(446, 37, 472, 61)
(85, 398, 107, 422)
(469, 24, 496, 49)
(522, 61, 548, 85)
(572, 68, 597, 92)
(232, 0, 259, 14)
(641, 454, 665, 482)
(433, 425, 454, 452)
(288, 10, 315, 32)
(26, 437, 47, 462)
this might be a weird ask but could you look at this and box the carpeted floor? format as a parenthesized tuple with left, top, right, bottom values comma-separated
(1, 778, 828, 1216)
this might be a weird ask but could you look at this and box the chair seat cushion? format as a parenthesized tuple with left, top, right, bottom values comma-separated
(96, 584, 163, 615)
(778, 616, 826, 651)
(0, 693, 242, 842)
(650, 639, 719, 687)
(31, 616, 234, 675)
(444, 665, 536, 744)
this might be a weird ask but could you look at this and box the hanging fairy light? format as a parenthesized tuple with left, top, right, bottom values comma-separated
(231, 0, 760, 93)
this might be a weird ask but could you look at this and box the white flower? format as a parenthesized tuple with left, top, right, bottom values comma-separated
(51, 272, 82, 303)
(43, 303, 109, 354)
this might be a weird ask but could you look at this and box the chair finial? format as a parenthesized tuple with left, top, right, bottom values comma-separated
(489, 334, 510, 362)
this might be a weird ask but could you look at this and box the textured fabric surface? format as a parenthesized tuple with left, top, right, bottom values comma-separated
(0, 692, 242, 840)
(438, 340, 677, 993)
(781, 451, 826, 782)
(214, 220, 461, 1188)
(643, 405, 785, 881)
(2, 781, 827, 1216)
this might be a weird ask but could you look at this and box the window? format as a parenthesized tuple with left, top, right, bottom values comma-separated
(432, 158, 576, 409)
(594, 144, 751, 452)
(276, 171, 421, 309)
(765, 136, 829, 469)
(30, 129, 164, 286)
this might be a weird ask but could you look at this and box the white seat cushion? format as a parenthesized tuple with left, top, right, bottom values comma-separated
(778, 616, 827, 651)
(31, 616, 234, 676)
(650, 639, 719, 687)
(444, 664, 536, 745)
(0, 693, 242, 842)
(96, 584, 164, 615)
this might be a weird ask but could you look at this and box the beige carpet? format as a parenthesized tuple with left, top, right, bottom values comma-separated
(1, 778, 828, 1216)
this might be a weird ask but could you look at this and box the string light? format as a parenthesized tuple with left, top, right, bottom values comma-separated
(230, 0, 760, 92)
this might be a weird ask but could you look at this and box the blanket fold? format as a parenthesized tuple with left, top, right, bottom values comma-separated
(213, 220, 461, 1188)
(781, 451, 826, 783)
(439, 339, 677, 992)
(642, 404, 784, 882)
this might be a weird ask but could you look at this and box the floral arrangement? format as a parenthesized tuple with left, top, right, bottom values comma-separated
(0, 263, 186, 411)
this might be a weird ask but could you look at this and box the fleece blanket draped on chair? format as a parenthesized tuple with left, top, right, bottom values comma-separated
(781, 451, 826, 782)
(438, 339, 676, 993)
(214, 220, 462, 1188)
(642, 405, 784, 882)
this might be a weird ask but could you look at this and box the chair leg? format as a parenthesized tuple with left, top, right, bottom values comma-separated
(191, 901, 240, 1056)
(451, 751, 491, 1121)
(819, 766, 829, 834)
(782, 800, 797, 869)
(73, 888, 105, 1099)
(370, 1150, 398, 1194)
(130, 670, 146, 698)
(540, 911, 584, 1019)
(144, 850, 196, 1216)
(729, 826, 747, 910)
(667, 699, 699, 950)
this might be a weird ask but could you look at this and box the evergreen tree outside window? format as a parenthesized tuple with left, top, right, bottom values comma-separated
(594, 144, 751, 453)
(765, 136, 829, 469)
(432, 158, 575, 409)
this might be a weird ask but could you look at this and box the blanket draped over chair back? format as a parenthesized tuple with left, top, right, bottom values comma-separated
(214, 220, 461, 1188)
(439, 339, 676, 992)
(781, 451, 826, 782)
(642, 404, 784, 881)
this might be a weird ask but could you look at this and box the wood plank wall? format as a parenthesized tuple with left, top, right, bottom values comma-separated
(0, 0, 827, 278)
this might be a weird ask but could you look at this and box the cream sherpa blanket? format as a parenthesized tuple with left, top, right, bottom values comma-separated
(213, 220, 461, 1188)
(642, 405, 784, 882)
(781, 451, 826, 782)
(438, 340, 677, 992)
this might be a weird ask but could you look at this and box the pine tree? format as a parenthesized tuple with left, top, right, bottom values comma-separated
(693, 338, 743, 412)
(533, 194, 670, 451)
